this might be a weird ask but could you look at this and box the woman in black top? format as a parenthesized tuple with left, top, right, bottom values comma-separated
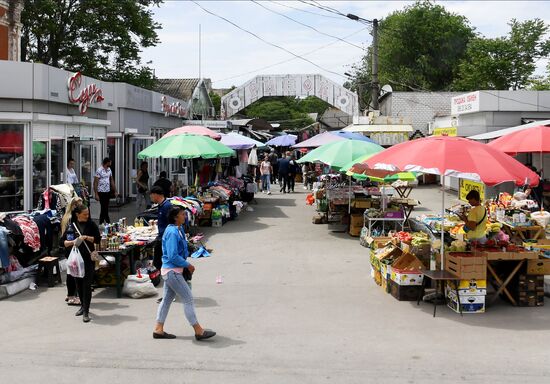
(61, 204, 101, 323)
(136, 161, 150, 212)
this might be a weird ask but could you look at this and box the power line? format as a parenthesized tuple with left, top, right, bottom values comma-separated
(300, 0, 373, 25)
(212, 27, 368, 84)
(269, 0, 342, 19)
(190, 1, 348, 80)
(252, 1, 367, 51)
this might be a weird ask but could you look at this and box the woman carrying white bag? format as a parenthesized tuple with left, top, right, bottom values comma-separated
(62, 204, 101, 323)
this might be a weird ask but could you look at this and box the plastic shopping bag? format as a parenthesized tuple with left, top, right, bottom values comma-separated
(67, 246, 85, 278)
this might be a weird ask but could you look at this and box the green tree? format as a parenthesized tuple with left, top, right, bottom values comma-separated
(350, 1, 474, 94)
(21, 0, 162, 89)
(209, 92, 221, 116)
(242, 97, 316, 130)
(454, 19, 550, 90)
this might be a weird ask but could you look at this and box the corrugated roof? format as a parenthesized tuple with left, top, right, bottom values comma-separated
(342, 124, 413, 133)
(468, 119, 550, 140)
(155, 79, 200, 101)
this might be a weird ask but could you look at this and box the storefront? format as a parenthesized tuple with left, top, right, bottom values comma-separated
(106, 84, 188, 200)
(0, 61, 114, 212)
(0, 61, 189, 213)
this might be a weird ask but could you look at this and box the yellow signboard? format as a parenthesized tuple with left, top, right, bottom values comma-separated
(459, 179, 485, 202)
(433, 127, 457, 136)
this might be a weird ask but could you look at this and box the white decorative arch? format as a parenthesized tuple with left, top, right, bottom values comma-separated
(221, 74, 359, 119)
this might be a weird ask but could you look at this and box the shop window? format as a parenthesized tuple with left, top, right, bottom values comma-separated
(0, 124, 24, 212)
(51, 139, 64, 185)
(32, 141, 48, 208)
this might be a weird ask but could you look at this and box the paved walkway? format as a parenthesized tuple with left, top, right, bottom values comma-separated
(1, 188, 550, 383)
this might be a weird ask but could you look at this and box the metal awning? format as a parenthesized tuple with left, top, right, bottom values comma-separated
(341, 124, 413, 133)
(468, 119, 550, 140)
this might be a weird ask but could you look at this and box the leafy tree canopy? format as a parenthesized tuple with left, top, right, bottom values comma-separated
(351, 0, 474, 93)
(453, 19, 550, 90)
(241, 96, 330, 130)
(21, 0, 162, 89)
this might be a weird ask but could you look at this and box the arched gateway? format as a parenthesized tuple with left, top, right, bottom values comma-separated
(221, 74, 359, 119)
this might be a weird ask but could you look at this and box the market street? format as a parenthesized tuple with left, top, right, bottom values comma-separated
(1, 186, 550, 384)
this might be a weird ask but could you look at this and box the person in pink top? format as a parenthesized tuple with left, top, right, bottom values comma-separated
(260, 155, 272, 195)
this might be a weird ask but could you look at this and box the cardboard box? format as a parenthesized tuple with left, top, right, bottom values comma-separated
(349, 226, 362, 237)
(392, 252, 425, 271)
(391, 269, 424, 286)
(483, 251, 539, 261)
(350, 214, 363, 226)
(445, 252, 487, 280)
(447, 290, 486, 313)
(366, 236, 393, 249)
(446, 279, 487, 291)
(527, 259, 550, 275)
(352, 199, 372, 209)
(445, 283, 486, 297)
(389, 280, 422, 301)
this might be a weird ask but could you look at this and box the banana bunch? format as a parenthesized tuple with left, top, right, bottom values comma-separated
(486, 222, 502, 233)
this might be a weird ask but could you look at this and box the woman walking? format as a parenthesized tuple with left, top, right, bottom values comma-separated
(153, 206, 216, 340)
(61, 204, 100, 323)
(260, 155, 272, 195)
(93, 157, 116, 224)
(60, 197, 83, 307)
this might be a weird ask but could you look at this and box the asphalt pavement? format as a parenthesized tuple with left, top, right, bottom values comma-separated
(1, 186, 550, 383)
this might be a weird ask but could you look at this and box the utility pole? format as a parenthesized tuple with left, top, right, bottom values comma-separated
(371, 18, 379, 111)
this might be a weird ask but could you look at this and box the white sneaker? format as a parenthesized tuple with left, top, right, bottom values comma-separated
(267, 191, 271, 195)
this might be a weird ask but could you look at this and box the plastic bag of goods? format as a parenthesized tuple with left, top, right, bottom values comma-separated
(531, 211, 550, 228)
(123, 273, 158, 299)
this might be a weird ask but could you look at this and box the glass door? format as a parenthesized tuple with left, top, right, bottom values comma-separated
(128, 136, 154, 197)
(74, 141, 102, 213)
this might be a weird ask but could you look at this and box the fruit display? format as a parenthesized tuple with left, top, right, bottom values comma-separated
(449, 240, 468, 252)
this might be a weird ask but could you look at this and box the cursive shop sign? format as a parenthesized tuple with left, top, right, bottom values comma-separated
(68, 72, 105, 115)
(161, 96, 187, 118)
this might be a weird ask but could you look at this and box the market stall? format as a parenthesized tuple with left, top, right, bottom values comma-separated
(360, 136, 548, 314)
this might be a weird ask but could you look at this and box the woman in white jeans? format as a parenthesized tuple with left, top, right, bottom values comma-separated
(153, 205, 216, 341)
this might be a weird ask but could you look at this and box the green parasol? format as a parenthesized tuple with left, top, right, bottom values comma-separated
(296, 139, 384, 171)
(137, 134, 235, 160)
(32, 142, 46, 156)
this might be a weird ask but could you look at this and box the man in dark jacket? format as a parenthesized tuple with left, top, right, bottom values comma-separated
(153, 171, 173, 198)
(277, 154, 290, 193)
(268, 150, 279, 185)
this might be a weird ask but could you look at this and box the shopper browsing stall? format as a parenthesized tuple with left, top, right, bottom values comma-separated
(61, 204, 101, 323)
(153, 171, 173, 198)
(136, 161, 150, 212)
(153, 205, 216, 341)
(150, 186, 171, 271)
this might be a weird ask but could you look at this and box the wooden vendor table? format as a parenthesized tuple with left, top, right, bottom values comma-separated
(394, 186, 414, 199)
(418, 270, 463, 317)
(97, 240, 156, 298)
(498, 221, 544, 241)
(484, 251, 539, 306)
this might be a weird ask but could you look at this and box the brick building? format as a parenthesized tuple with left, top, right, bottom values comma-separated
(0, 0, 22, 61)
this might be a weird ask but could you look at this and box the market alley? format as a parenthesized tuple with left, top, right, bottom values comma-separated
(1, 189, 550, 384)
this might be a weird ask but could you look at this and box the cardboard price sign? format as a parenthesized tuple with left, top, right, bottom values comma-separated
(459, 179, 485, 202)
(433, 127, 457, 137)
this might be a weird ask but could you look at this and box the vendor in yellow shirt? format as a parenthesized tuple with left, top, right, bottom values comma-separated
(458, 190, 487, 243)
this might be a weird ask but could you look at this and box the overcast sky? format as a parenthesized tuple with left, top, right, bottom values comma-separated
(141, 1, 550, 89)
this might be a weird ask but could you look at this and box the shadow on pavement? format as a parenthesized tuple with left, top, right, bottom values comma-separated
(194, 296, 218, 308)
(409, 298, 550, 331)
(176, 334, 246, 349)
(91, 301, 130, 311)
(90, 313, 139, 326)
